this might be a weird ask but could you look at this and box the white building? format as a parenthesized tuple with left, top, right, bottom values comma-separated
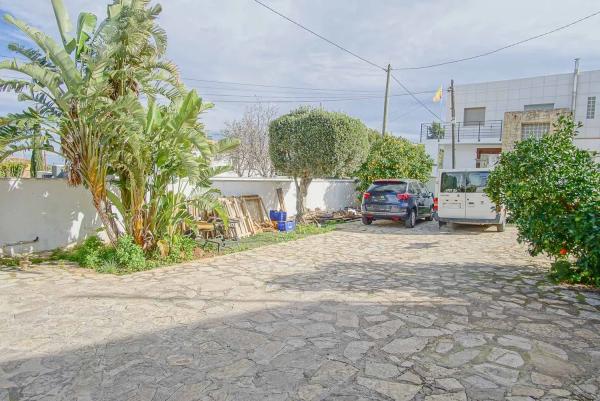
(422, 63, 600, 174)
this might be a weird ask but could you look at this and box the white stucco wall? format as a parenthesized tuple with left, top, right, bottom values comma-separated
(0, 179, 101, 255)
(1, 177, 358, 253)
(448, 70, 600, 150)
(212, 177, 358, 217)
(438, 144, 502, 170)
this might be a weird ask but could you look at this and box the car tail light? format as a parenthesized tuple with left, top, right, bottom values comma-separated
(433, 197, 439, 211)
(396, 193, 410, 201)
(363, 192, 371, 199)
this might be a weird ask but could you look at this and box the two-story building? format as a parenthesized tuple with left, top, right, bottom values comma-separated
(421, 64, 600, 175)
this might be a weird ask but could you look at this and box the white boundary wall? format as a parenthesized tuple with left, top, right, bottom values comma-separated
(212, 177, 358, 217)
(1, 177, 358, 253)
(0, 179, 100, 255)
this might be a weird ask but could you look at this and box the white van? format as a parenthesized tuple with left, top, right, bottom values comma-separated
(435, 168, 506, 231)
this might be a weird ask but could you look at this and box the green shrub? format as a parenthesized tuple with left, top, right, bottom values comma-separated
(0, 160, 28, 178)
(355, 135, 433, 194)
(166, 234, 196, 262)
(73, 236, 105, 267)
(269, 107, 369, 220)
(486, 116, 600, 286)
(114, 235, 146, 271)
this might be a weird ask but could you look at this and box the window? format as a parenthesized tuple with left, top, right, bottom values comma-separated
(476, 148, 501, 168)
(524, 103, 554, 111)
(440, 172, 465, 193)
(407, 183, 418, 194)
(522, 123, 550, 140)
(368, 181, 407, 193)
(587, 96, 596, 119)
(464, 107, 486, 126)
(466, 172, 490, 193)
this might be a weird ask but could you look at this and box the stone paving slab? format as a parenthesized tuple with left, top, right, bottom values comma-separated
(1, 221, 599, 400)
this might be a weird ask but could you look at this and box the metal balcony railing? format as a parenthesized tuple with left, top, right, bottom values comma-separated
(420, 120, 503, 142)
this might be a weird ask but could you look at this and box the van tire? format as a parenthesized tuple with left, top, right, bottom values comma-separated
(425, 207, 434, 221)
(496, 221, 505, 232)
(362, 216, 373, 225)
(405, 209, 416, 228)
(438, 220, 446, 228)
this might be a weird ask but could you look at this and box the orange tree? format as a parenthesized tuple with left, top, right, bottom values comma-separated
(355, 135, 433, 194)
(486, 116, 600, 286)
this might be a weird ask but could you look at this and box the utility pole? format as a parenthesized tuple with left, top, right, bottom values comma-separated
(381, 64, 391, 136)
(450, 79, 456, 169)
(571, 58, 580, 116)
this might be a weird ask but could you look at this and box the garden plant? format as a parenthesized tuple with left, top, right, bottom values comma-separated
(355, 135, 433, 195)
(269, 107, 369, 222)
(486, 116, 600, 286)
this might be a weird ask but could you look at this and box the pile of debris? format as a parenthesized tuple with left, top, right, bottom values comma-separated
(303, 207, 361, 225)
(219, 195, 276, 240)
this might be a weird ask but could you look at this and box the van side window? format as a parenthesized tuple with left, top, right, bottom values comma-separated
(466, 172, 490, 193)
(440, 172, 465, 193)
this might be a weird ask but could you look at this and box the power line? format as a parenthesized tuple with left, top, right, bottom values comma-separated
(0, 54, 387, 95)
(250, 0, 440, 124)
(389, 103, 424, 123)
(0, 70, 436, 100)
(181, 76, 383, 93)
(391, 73, 441, 121)
(0, 72, 436, 104)
(205, 97, 383, 104)
(252, 0, 385, 72)
(394, 9, 600, 70)
(199, 90, 435, 99)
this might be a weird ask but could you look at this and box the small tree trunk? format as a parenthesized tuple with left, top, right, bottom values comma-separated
(93, 197, 118, 245)
(294, 174, 312, 223)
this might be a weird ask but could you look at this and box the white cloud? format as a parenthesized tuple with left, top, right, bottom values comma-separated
(1, 0, 600, 140)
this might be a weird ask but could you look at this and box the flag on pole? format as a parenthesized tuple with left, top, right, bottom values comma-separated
(432, 85, 443, 103)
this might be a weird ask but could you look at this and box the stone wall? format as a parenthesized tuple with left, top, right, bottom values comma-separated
(502, 108, 571, 151)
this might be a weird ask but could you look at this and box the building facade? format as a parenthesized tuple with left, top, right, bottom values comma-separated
(421, 66, 600, 174)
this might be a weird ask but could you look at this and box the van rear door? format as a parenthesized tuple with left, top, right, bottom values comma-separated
(465, 171, 497, 220)
(438, 172, 466, 219)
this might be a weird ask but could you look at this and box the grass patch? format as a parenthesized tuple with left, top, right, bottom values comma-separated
(37, 222, 339, 275)
(0, 257, 19, 267)
(219, 222, 337, 254)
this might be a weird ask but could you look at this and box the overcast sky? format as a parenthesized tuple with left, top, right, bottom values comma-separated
(1, 0, 600, 149)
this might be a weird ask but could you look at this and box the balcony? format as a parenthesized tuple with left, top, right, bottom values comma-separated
(420, 120, 503, 143)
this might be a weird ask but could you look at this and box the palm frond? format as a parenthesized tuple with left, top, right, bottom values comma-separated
(4, 14, 82, 91)
(7, 43, 56, 69)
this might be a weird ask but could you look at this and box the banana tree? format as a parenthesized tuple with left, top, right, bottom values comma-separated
(109, 90, 238, 249)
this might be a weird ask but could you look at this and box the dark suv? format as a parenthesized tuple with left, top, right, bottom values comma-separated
(361, 179, 434, 228)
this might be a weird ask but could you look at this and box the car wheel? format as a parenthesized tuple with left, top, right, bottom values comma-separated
(405, 209, 416, 228)
(425, 207, 434, 221)
(496, 221, 505, 232)
(362, 216, 373, 225)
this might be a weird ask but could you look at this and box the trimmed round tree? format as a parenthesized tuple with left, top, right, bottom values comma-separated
(355, 135, 434, 194)
(486, 116, 600, 285)
(269, 107, 369, 221)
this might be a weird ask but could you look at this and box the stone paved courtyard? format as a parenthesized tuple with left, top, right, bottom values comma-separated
(1, 221, 600, 401)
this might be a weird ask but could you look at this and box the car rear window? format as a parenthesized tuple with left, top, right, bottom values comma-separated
(466, 172, 490, 193)
(440, 172, 465, 193)
(368, 181, 407, 193)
